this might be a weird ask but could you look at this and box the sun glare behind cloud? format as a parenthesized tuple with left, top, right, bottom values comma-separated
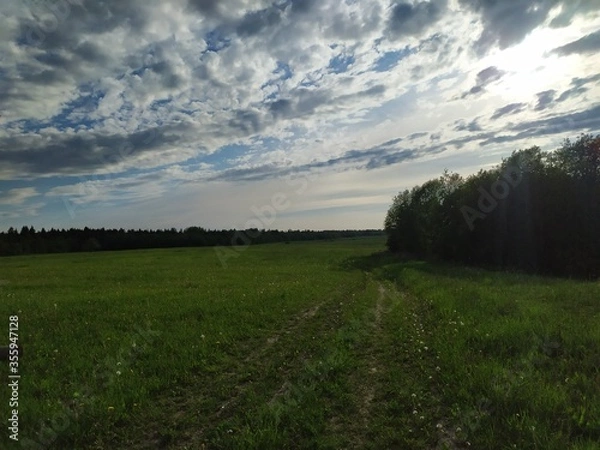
(483, 27, 584, 101)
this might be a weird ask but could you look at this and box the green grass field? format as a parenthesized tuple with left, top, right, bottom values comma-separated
(0, 237, 599, 449)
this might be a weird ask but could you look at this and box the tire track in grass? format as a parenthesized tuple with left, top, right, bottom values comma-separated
(357, 284, 387, 430)
(96, 274, 369, 449)
(327, 279, 400, 448)
(335, 276, 454, 449)
(238, 279, 373, 449)
(264, 303, 322, 347)
(382, 282, 463, 449)
(96, 297, 331, 450)
(213, 302, 324, 419)
(153, 286, 353, 449)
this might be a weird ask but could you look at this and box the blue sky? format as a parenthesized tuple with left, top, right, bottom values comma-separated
(1, 0, 599, 230)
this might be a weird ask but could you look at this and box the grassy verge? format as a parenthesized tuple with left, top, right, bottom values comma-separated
(356, 253, 600, 449)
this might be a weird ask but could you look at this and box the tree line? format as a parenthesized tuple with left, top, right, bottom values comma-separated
(384, 134, 600, 278)
(0, 227, 383, 257)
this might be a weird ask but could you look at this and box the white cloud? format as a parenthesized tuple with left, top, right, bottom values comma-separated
(0, 187, 39, 205)
(0, 0, 599, 229)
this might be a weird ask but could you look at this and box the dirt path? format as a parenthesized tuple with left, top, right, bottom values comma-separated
(170, 297, 340, 449)
(106, 277, 397, 450)
(215, 302, 325, 417)
(326, 280, 400, 448)
(356, 284, 387, 428)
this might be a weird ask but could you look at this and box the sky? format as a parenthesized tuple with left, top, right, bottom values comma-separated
(0, 0, 599, 231)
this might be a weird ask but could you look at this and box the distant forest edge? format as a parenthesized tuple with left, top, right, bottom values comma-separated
(0, 227, 383, 257)
(385, 134, 600, 279)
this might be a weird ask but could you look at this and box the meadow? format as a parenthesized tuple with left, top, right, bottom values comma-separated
(0, 237, 599, 449)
